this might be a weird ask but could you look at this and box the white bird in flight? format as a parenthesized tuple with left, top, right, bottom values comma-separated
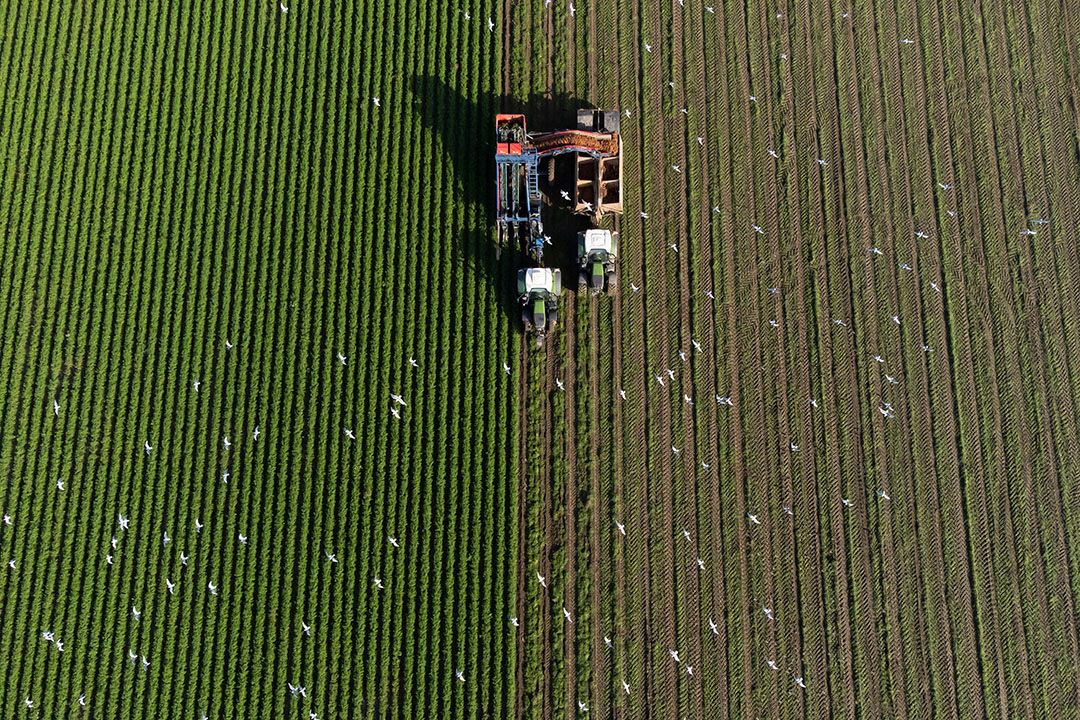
(132, 606, 141, 621)
(390, 393, 407, 406)
(682, 528, 691, 542)
(53, 399, 60, 416)
(78, 694, 87, 707)
(708, 617, 719, 635)
(563, 607, 573, 624)
(223, 436, 231, 450)
(179, 552, 189, 565)
(193, 378, 200, 392)
(56, 478, 64, 490)
(622, 679, 631, 694)
(536, 571, 546, 588)
(456, 669, 466, 683)
(324, 550, 338, 563)
(144, 441, 153, 456)
(878, 489, 891, 501)
(118, 513, 130, 530)
(747, 512, 761, 525)
(162, 531, 170, 546)
(337, 351, 347, 365)
(253, 426, 260, 441)
(238, 533, 248, 545)
(208, 582, 218, 596)
(503, 362, 511, 375)
(166, 579, 176, 595)
(510, 616, 519, 628)
(615, 521, 625, 536)
(388, 536, 400, 548)
(302, 621, 311, 636)
(195, 518, 204, 533)
(766, 658, 780, 671)
(762, 604, 774, 620)
(669, 648, 680, 663)
(409, 357, 419, 368)
(488, 15, 495, 31)
(280, 2, 288, 14)
(344, 428, 356, 441)
(373, 577, 384, 589)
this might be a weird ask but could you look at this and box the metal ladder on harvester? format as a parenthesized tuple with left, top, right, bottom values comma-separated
(523, 150, 545, 261)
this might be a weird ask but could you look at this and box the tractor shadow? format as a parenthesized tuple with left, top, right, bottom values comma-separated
(410, 74, 598, 328)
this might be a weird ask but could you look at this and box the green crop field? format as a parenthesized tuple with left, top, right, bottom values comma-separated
(1, 0, 1078, 719)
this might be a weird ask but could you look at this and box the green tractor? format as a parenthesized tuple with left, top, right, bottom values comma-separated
(578, 228, 619, 294)
(517, 267, 562, 345)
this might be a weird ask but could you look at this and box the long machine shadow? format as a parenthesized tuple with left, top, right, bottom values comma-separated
(411, 75, 596, 328)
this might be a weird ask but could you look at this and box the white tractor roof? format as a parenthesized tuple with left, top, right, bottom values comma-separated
(582, 229, 613, 253)
(523, 267, 555, 292)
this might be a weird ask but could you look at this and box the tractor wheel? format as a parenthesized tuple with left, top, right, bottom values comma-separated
(579, 271, 588, 292)
(606, 271, 618, 295)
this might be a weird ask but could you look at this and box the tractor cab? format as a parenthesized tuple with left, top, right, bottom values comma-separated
(577, 229, 619, 294)
(518, 267, 562, 344)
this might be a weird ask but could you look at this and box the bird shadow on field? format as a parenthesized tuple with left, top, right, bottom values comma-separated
(411, 74, 596, 329)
